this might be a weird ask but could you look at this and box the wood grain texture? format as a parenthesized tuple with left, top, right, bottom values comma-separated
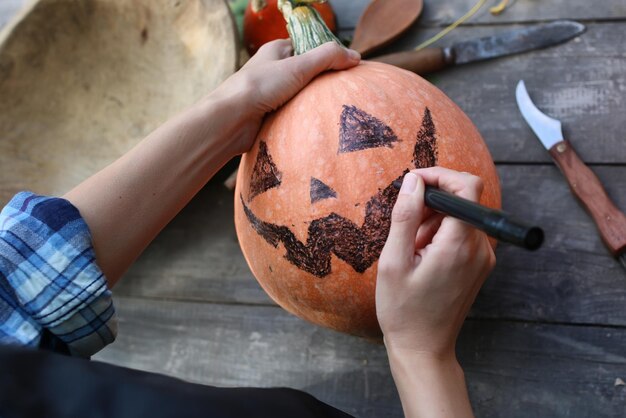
(112, 166, 626, 328)
(549, 141, 626, 255)
(329, 0, 626, 30)
(96, 297, 399, 418)
(371, 47, 448, 74)
(383, 22, 626, 164)
(419, 0, 626, 25)
(473, 165, 626, 325)
(349, 0, 423, 57)
(112, 178, 274, 305)
(95, 296, 626, 418)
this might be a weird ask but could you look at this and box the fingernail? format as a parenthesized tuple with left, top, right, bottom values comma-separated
(347, 49, 361, 61)
(400, 173, 418, 195)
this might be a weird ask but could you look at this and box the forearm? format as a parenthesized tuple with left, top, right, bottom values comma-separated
(63, 93, 246, 287)
(387, 347, 474, 418)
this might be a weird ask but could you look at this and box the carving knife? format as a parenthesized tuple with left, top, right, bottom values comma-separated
(371, 20, 585, 75)
(516, 80, 626, 271)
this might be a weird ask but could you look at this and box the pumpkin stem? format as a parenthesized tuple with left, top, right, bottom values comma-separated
(251, 0, 267, 13)
(277, 0, 342, 55)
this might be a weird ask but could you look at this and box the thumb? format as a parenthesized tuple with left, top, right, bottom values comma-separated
(382, 173, 425, 267)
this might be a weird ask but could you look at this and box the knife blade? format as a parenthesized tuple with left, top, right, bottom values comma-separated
(515, 80, 626, 271)
(371, 20, 585, 75)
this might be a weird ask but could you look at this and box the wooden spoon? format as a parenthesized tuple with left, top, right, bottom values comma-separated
(349, 0, 424, 58)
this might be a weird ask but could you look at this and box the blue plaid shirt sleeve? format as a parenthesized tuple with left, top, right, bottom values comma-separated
(0, 192, 117, 357)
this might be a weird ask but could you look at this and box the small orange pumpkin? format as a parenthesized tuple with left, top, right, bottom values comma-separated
(243, 0, 336, 56)
(234, 4, 501, 339)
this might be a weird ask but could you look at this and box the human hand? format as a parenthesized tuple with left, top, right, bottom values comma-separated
(376, 167, 496, 359)
(208, 39, 360, 155)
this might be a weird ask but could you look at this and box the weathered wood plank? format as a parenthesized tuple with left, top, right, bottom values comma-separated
(379, 22, 626, 164)
(114, 176, 274, 305)
(97, 297, 399, 418)
(94, 296, 626, 418)
(329, 0, 626, 30)
(3, 1, 626, 35)
(332, 9, 625, 164)
(459, 319, 626, 418)
(330, 9, 625, 164)
(473, 165, 626, 324)
(113, 165, 626, 327)
(7, 0, 623, 34)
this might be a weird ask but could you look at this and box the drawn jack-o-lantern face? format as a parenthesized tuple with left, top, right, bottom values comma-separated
(240, 106, 437, 279)
(234, 62, 500, 338)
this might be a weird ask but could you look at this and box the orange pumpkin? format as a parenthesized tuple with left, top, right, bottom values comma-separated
(243, 0, 337, 56)
(234, 4, 501, 339)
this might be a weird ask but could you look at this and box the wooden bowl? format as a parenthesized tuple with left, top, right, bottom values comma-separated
(0, 0, 238, 204)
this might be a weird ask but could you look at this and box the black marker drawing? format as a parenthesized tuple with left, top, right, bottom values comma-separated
(241, 176, 401, 278)
(244, 107, 438, 277)
(413, 108, 437, 168)
(310, 177, 337, 204)
(249, 141, 282, 202)
(338, 105, 399, 153)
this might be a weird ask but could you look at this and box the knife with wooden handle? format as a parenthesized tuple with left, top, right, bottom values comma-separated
(516, 80, 626, 271)
(371, 20, 585, 75)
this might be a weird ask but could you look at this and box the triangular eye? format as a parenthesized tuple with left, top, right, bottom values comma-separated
(310, 177, 337, 204)
(338, 105, 399, 153)
(413, 107, 438, 168)
(249, 141, 282, 201)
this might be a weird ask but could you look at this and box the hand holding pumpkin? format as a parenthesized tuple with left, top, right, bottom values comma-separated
(209, 39, 360, 156)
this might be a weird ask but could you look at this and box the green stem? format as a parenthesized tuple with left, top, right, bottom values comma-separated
(278, 0, 342, 55)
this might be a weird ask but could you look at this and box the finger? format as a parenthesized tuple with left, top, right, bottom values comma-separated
(413, 167, 485, 243)
(380, 172, 425, 268)
(414, 212, 444, 250)
(289, 42, 360, 85)
(413, 167, 484, 202)
(247, 39, 294, 64)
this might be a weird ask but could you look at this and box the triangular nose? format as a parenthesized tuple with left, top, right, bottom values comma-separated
(310, 177, 337, 204)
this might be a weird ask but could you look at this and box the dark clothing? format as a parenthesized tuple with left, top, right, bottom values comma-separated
(0, 345, 354, 418)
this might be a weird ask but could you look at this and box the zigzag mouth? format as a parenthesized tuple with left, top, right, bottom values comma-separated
(240, 173, 404, 278)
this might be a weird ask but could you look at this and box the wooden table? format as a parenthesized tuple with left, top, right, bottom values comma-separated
(3, 1, 626, 416)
